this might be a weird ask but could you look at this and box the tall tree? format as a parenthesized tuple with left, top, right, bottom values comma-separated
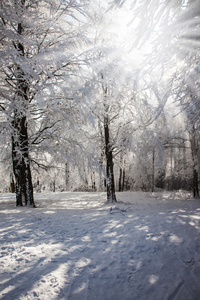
(102, 77, 117, 202)
(172, 0, 200, 196)
(0, 0, 88, 206)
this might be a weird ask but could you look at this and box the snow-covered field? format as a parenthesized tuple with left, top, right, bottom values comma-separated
(0, 190, 200, 300)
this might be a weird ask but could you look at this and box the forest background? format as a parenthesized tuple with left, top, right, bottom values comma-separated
(0, 0, 200, 205)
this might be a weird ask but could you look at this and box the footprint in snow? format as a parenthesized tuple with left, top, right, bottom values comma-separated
(182, 258, 195, 268)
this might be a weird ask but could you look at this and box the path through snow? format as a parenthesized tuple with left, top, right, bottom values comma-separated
(0, 191, 200, 299)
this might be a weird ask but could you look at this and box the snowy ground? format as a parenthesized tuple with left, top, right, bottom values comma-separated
(0, 190, 200, 300)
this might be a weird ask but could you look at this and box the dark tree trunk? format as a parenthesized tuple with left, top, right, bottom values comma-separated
(190, 126, 199, 198)
(152, 148, 155, 193)
(193, 168, 199, 198)
(65, 163, 69, 190)
(53, 179, 56, 192)
(101, 73, 117, 202)
(119, 167, 125, 191)
(104, 116, 117, 203)
(122, 168, 125, 191)
(9, 173, 15, 193)
(11, 17, 35, 207)
(91, 171, 96, 191)
(119, 167, 122, 191)
(12, 115, 35, 207)
(118, 153, 125, 192)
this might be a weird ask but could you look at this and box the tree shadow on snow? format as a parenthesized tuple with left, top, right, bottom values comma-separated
(0, 194, 200, 299)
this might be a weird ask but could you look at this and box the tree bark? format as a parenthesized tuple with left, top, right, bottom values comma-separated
(9, 173, 15, 193)
(190, 126, 199, 198)
(104, 115, 117, 203)
(119, 167, 122, 191)
(193, 168, 199, 198)
(65, 162, 69, 190)
(12, 115, 35, 206)
(118, 153, 123, 192)
(122, 168, 125, 191)
(118, 152, 126, 192)
(101, 73, 117, 202)
(11, 17, 35, 207)
(152, 148, 155, 193)
(119, 166, 126, 192)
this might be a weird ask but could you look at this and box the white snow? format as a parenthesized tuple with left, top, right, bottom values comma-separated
(0, 190, 200, 300)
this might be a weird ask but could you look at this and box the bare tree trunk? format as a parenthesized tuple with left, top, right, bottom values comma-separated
(9, 173, 15, 193)
(91, 171, 96, 191)
(193, 168, 199, 198)
(190, 126, 199, 198)
(119, 166, 122, 191)
(12, 115, 35, 207)
(104, 115, 117, 203)
(65, 163, 69, 190)
(101, 73, 117, 202)
(118, 153, 125, 192)
(11, 18, 35, 207)
(122, 168, 125, 191)
(152, 148, 155, 193)
(119, 165, 125, 192)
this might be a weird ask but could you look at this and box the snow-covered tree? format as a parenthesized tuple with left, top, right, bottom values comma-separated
(78, 0, 181, 199)
(170, 0, 200, 196)
(0, 0, 89, 206)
